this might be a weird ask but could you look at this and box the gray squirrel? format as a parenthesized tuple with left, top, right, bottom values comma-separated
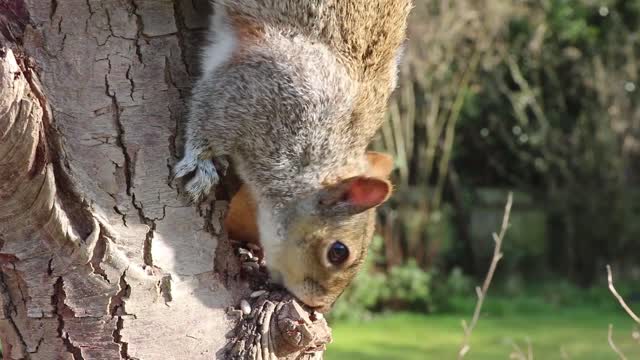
(174, 0, 411, 312)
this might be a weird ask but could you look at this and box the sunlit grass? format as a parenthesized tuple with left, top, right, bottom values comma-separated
(326, 309, 639, 360)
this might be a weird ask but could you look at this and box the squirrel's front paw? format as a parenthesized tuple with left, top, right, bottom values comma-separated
(173, 155, 220, 202)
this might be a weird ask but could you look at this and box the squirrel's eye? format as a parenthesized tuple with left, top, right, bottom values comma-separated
(327, 241, 349, 265)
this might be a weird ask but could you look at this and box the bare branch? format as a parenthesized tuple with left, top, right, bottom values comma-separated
(458, 192, 513, 359)
(510, 342, 526, 360)
(607, 265, 640, 324)
(608, 324, 628, 360)
(509, 338, 533, 360)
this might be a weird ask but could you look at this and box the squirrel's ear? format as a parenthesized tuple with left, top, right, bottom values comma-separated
(366, 151, 395, 178)
(320, 176, 392, 215)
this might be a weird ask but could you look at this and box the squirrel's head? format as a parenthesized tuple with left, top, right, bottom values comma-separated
(256, 152, 394, 312)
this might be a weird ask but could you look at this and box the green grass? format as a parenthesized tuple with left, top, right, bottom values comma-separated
(325, 309, 640, 359)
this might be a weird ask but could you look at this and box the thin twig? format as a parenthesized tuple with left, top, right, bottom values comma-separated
(458, 192, 513, 359)
(510, 342, 526, 360)
(608, 324, 628, 360)
(607, 265, 640, 324)
(509, 338, 533, 360)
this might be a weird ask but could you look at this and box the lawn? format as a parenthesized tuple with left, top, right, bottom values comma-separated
(325, 309, 639, 359)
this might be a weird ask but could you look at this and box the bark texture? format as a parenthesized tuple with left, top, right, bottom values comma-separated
(0, 1, 329, 359)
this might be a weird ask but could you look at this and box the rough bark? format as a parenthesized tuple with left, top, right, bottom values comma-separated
(0, 1, 330, 359)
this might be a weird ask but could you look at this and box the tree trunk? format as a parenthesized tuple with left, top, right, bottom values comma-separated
(0, 1, 329, 359)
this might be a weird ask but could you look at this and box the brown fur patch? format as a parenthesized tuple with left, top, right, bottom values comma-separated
(221, 0, 412, 80)
(229, 12, 264, 44)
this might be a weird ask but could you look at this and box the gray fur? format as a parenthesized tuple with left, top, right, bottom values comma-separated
(174, 0, 411, 310)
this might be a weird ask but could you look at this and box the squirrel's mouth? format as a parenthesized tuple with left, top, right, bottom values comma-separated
(284, 281, 334, 313)
(294, 296, 332, 314)
(308, 303, 332, 314)
(264, 256, 333, 312)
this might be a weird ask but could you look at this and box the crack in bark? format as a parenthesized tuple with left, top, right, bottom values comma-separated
(53, 277, 84, 360)
(101, 4, 137, 47)
(49, 0, 58, 21)
(171, 0, 192, 78)
(89, 234, 109, 283)
(47, 257, 54, 276)
(84, 0, 95, 16)
(3, 309, 28, 358)
(58, 33, 67, 53)
(101, 23, 167, 279)
(12, 265, 28, 308)
(129, 0, 144, 64)
(0, 271, 29, 356)
(112, 316, 131, 360)
(28, 336, 44, 354)
(104, 56, 157, 272)
(108, 269, 130, 317)
(142, 226, 154, 267)
(51, 6, 66, 52)
(109, 270, 133, 359)
(129, 191, 157, 266)
(163, 56, 177, 90)
(112, 205, 128, 227)
(157, 274, 172, 305)
(104, 57, 133, 197)
(125, 64, 135, 102)
(83, 0, 95, 33)
(166, 154, 176, 186)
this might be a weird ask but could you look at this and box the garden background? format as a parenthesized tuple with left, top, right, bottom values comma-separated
(326, 1, 640, 358)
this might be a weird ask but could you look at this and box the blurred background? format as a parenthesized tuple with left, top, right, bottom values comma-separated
(326, 1, 640, 359)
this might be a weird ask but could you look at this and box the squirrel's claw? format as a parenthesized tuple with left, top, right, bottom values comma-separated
(185, 160, 219, 202)
(173, 155, 219, 202)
